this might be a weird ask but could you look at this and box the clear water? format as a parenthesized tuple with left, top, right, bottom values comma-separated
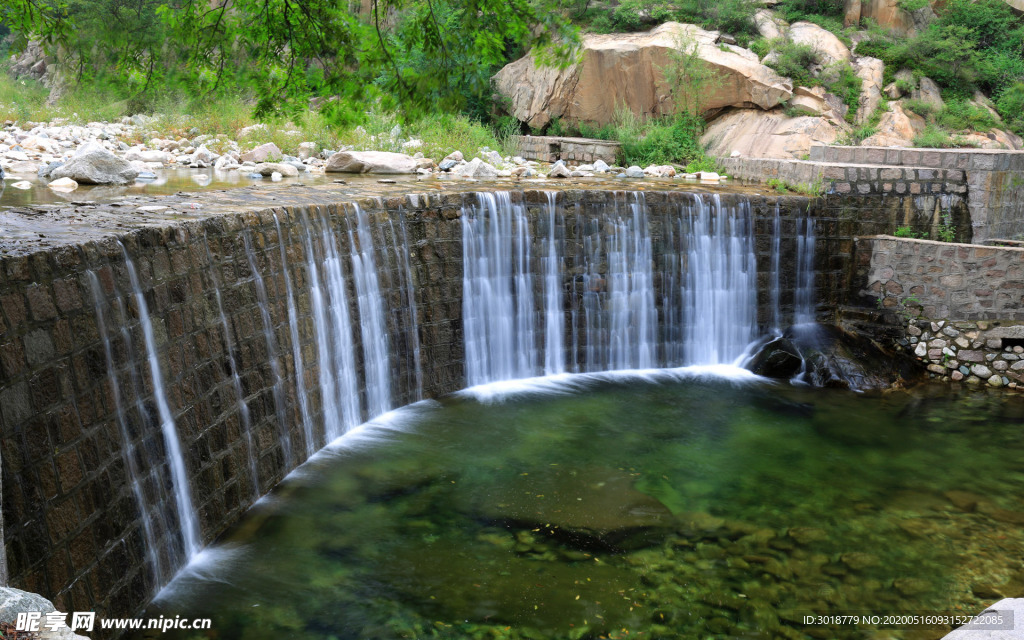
(136, 373, 1024, 640)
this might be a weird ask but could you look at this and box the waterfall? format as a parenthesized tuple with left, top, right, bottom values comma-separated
(86, 271, 162, 584)
(542, 192, 565, 375)
(682, 195, 758, 366)
(274, 213, 314, 455)
(348, 204, 392, 418)
(119, 243, 201, 560)
(770, 203, 782, 335)
(794, 212, 817, 325)
(203, 236, 259, 500)
(462, 191, 769, 382)
(388, 214, 424, 400)
(242, 229, 292, 467)
(315, 207, 362, 439)
(462, 192, 538, 385)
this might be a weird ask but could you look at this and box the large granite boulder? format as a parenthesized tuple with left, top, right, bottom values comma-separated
(860, 102, 925, 147)
(493, 22, 793, 129)
(325, 150, 432, 174)
(50, 149, 137, 185)
(854, 56, 885, 124)
(787, 21, 852, 66)
(844, 0, 937, 33)
(702, 107, 844, 158)
(0, 588, 89, 639)
(746, 337, 804, 379)
(941, 598, 1024, 639)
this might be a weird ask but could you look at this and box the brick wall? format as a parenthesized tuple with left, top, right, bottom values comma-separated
(514, 136, 622, 164)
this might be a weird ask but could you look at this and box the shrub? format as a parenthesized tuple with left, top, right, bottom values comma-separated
(995, 82, 1024, 133)
(764, 40, 820, 87)
(820, 63, 863, 122)
(936, 99, 998, 131)
(902, 98, 937, 117)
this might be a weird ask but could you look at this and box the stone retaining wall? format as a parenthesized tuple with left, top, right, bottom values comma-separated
(847, 236, 1024, 387)
(0, 188, 822, 625)
(514, 136, 621, 164)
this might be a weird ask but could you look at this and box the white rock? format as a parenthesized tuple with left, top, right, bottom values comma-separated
(47, 177, 78, 191)
(252, 162, 299, 177)
(453, 157, 499, 178)
(625, 165, 645, 178)
(10, 180, 31, 189)
(593, 159, 610, 172)
(548, 163, 572, 178)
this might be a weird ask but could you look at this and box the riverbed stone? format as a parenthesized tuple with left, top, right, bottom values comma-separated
(252, 162, 299, 177)
(325, 150, 430, 174)
(465, 466, 674, 549)
(50, 149, 138, 184)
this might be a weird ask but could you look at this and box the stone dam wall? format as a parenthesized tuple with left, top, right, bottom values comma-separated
(846, 236, 1024, 388)
(1, 187, 839, 623)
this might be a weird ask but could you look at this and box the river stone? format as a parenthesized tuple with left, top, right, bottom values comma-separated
(380, 541, 638, 633)
(625, 165, 644, 178)
(47, 177, 78, 191)
(468, 466, 674, 549)
(941, 598, 1024, 640)
(0, 588, 88, 639)
(453, 157, 498, 179)
(252, 162, 299, 177)
(240, 142, 282, 163)
(325, 150, 429, 174)
(548, 162, 572, 178)
(971, 364, 994, 378)
(50, 149, 138, 184)
(746, 337, 803, 378)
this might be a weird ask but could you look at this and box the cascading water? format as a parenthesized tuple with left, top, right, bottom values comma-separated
(348, 204, 392, 418)
(314, 207, 362, 440)
(204, 236, 259, 499)
(794, 213, 817, 325)
(274, 213, 314, 455)
(462, 192, 539, 385)
(388, 214, 424, 399)
(542, 192, 565, 376)
(86, 271, 162, 584)
(770, 203, 782, 335)
(681, 195, 758, 366)
(119, 242, 202, 560)
(242, 229, 292, 467)
(463, 191, 771, 383)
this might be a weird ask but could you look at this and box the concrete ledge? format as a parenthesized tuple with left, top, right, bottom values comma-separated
(514, 135, 621, 164)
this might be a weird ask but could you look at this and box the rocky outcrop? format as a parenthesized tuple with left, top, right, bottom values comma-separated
(324, 150, 432, 174)
(754, 8, 787, 40)
(844, 0, 937, 33)
(790, 86, 849, 124)
(860, 102, 925, 147)
(787, 22, 852, 66)
(493, 22, 793, 129)
(702, 108, 843, 158)
(854, 56, 885, 124)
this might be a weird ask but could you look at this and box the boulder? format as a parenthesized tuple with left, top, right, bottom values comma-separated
(754, 8, 787, 40)
(790, 86, 848, 124)
(854, 56, 885, 124)
(452, 157, 498, 178)
(843, 0, 862, 27)
(240, 142, 282, 163)
(50, 149, 138, 185)
(845, 0, 918, 34)
(702, 107, 843, 158)
(860, 102, 925, 147)
(548, 162, 572, 178)
(746, 337, 804, 378)
(787, 22, 852, 66)
(325, 150, 430, 174)
(941, 598, 1024, 640)
(252, 162, 299, 177)
(493, 22, 792, 129)
(0, 587, 89, 640)
(125, 149, 171, 164)
(957, 130, 1024, 150)
(912, 76, 944, 112)
(47, 177, 78, 191)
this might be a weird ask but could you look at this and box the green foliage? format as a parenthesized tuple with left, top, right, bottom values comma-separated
(897, 0, 929, 11)
(587, 0, 760, 41)
(895, 78, 916, 94)
(936, 99, 998, 132)
(820, 63, 862, 122)
(996, 82, 1024, 134)
(685, 155, 720, 173)
(616, 110, 707, 166)
(749, 37, 771, 60)
(764, 40, 820, 87)
(776, 0, 846, 20)
(936, 212, 957, 243)
(902, 98, 937, 117)
(661, 33, 724, 116)
(894, 226, 925, 238)
(766, 177, 825, 196)
(912, 124, 953, 148)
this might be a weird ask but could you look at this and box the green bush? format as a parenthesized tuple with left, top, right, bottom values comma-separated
(820, 63, 863, 122)
(617, 112, 707, 166)
(765, 40, 820, 87)
(902, 98, 937, 117)
(936, 99, 998, 132)
(995, 82, 1024, 133)
(749, 37, 771, 59)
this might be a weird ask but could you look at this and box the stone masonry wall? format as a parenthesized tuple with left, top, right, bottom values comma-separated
(0, 188, 833, 626)
(849, 236, 1024, 388)
(514, 136, 622, 164)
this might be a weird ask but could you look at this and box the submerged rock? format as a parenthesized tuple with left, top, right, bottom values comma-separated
(786, 323, 921, 390)
(467, 466, 675, 550)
